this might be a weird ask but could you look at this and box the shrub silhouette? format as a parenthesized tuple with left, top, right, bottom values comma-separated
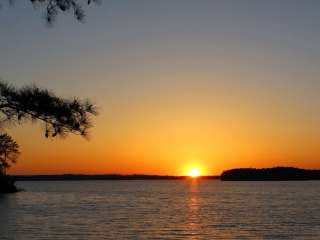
(0, 133, 19, 175)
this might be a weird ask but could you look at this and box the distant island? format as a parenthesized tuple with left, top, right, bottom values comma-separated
(221, 167, 320, 181)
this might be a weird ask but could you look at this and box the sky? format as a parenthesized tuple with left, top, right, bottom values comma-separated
(1, 0, 320, 175)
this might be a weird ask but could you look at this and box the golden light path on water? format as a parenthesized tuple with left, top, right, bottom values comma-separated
(187, 179, 200, 239)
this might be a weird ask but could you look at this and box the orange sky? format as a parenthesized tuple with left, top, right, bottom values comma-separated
(2, 1, 320, 175)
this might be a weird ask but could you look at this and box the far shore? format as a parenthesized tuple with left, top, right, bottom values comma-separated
(12, 167, 320, 182)
(13, 174, 220, 181)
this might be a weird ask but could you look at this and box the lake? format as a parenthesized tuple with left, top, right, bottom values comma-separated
(1, 180, 320, 239)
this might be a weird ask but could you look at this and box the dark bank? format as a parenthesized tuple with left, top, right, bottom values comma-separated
(221, 167, 320, 181)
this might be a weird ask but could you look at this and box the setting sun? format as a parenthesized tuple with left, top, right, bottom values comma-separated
(188, 168, 200, 178)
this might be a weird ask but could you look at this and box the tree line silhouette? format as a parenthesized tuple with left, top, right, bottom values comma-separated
(221, 167, 320, 181)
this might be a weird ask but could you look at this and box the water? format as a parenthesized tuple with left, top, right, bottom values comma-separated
(1, 180, 320, 239)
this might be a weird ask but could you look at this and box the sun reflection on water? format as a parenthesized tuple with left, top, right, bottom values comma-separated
(187, 180, 201, 239)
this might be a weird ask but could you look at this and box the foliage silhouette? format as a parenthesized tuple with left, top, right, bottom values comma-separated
(0, 81, 97, 193)
(31, 0, 100, 23)
(0, 133, 19, 175)
(0, 81, 98, 139)
(0, 133, 19, 193)
(0, 1, 100, 192)
(0, 81, 98, 192)
(2, 0, 100, 24)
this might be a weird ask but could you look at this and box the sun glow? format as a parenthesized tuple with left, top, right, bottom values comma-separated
(188, 168, 200, 178)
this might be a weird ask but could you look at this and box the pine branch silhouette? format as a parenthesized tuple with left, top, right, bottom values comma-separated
(0, 81, 98, 139)
(3, 0, 100, 24)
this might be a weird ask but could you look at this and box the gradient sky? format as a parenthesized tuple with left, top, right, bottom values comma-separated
(1, 0, 320, 175)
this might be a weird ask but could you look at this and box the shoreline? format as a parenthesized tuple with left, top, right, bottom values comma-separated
(13, 175, 220, 181)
